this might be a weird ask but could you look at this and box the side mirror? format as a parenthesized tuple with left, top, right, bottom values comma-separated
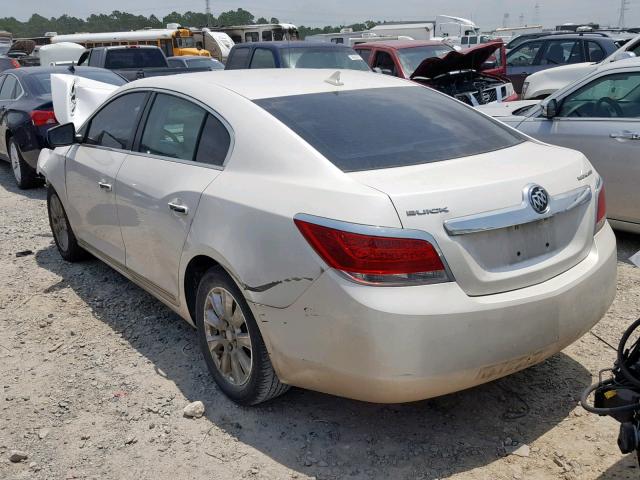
(612, 51, 636, 63)
(47, 122, 78, 147)
(541, 98, 558, 119)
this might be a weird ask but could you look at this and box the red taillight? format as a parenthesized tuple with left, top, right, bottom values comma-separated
(596, 185, 606, 232)
(10, 59, 20, 69)
(294, 219, 448, 285)
(31, 110, 57, 127)
(504, 93, 520, 102)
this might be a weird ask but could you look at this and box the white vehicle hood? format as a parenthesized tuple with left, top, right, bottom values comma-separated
(476, 99, 540, 118)
(523, 62, 597, 99)
(51, 74, 119, 129)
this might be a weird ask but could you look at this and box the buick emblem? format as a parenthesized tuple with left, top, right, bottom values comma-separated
(528, 185, 550, 214)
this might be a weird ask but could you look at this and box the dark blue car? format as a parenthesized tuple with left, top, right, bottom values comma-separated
(0, 66, 127, 189)
(225, 41, 371, 71)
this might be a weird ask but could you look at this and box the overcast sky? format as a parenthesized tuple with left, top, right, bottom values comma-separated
(8, 0, 640, 29)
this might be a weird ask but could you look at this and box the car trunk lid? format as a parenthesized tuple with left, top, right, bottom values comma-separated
(349, 141, 597, 296)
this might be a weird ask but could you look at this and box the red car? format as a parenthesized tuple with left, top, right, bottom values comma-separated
(354, 40, 517, 106)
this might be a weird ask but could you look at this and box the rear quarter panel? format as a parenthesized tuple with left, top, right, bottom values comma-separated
(180, 88, 402, 309)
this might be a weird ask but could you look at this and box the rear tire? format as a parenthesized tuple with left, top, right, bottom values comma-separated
(9, 138, 40, 189)
(47, 186, 88, 262)
(195, 267, 290, 405)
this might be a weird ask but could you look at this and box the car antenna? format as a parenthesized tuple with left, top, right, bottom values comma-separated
(324, 71, 344, 87)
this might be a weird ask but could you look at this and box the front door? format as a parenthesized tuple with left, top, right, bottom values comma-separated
(65, 91, 148, 264)
(519, 71, 640, 225)
(116, 93, 231, 303)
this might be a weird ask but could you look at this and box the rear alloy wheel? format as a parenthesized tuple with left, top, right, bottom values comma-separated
(196, 267, 290, 405)
(47, 186, 87, 262)
(9, 138, 40, 189)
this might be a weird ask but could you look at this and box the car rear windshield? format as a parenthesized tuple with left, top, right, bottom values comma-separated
(25, 70, 127, 95)
(104, 48, 166, 69)
(281, 48, 370, 71)
(255, 86, 524, 172)
(397, 46, 455, 76)
(187, 58, 224, 69)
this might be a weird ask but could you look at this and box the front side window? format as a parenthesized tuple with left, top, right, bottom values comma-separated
(507, 41, 543, 67)
(139, 94, 207, 161)
(539, 40, 582, 66)
(85, 92, 147, 149)
(256, 87, 524, 172)
(372, 51, 398, 76)
(250, 48, 276, 69)
(557, 72, 640, 118)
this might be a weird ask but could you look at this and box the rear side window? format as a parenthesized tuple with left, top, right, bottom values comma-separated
(587, 41, 606, 62)
(139, 94, 207, 161)
(85, 92, 147, 149)
(256, 87, 524, 172)
(226, 48, 251, 69)
(0, 75, 18, 100)
(250, 48, 276, 69)
(195, 114, 231, 166)
(104, 49, 166, 69)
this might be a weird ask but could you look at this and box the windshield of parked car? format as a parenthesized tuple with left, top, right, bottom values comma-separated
(282, 48, 370, 70)
(104, 48, 166, 69)
(256, 86, 525, 172)
(25, 70, 127, 95)
(397, 45, 455, 76)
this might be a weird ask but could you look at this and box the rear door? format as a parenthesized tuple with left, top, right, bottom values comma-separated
(115, 92, 231, 303)
(518, 70, 640, 225)
(65, 91, 149, 264)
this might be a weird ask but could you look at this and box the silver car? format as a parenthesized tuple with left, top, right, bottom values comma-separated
(480, 57, 640, 234)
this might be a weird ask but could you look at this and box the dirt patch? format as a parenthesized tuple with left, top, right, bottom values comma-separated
(1, 162, 640, 480)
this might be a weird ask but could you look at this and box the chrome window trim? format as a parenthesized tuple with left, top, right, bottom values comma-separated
(293, 213, 455, 285)
(80, 87, 235, 169)
(444, 185, 592, 236)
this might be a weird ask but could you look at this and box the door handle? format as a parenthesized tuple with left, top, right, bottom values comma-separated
(610, 132, 640, 140)
(98, 181, 112, 191)
(168, 202, 189, 215)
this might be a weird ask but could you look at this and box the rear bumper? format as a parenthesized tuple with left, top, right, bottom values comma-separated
(253, 224, 617, 403)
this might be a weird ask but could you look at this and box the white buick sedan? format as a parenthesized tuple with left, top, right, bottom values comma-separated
(39, 70, 616, 405)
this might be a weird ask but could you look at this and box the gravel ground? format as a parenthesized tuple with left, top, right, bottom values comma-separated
(1, 161, 640, 480)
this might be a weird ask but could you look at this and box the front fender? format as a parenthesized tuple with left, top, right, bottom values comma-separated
(37, 146, 72, 204)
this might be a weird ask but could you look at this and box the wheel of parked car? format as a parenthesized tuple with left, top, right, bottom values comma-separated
(47, 186, 88, 262)
(195, 267, 290, 405)
(9, 138, 40, 189)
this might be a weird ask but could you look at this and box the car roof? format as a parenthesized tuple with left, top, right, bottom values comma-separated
(233, 41, 352, 50)
(123, 69, 409, 100)
(354, 40, 450, 49)
(535, 34, 614, 41)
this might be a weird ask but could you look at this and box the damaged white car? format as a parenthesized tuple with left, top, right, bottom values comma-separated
(39, 69, 616, 405)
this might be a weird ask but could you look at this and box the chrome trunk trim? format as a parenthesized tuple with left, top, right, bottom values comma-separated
(444, 185, 592, 236)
